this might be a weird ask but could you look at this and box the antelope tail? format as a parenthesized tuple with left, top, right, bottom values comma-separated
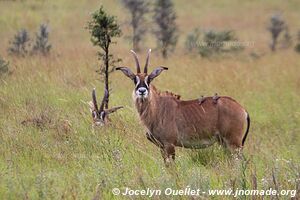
(242, 111, 250, 146)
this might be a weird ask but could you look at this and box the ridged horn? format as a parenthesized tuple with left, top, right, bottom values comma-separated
(92, 88, 99, 112)
(130, 50, 141, 73)
(99, 88, 108, 112)
(144, 49, 151, 73)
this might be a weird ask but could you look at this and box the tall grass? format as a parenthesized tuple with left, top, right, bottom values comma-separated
(0, 0, 299, 199)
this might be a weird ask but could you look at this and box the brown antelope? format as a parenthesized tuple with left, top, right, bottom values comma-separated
(116, 49, 250, 165)
(89, 88, 123, 126)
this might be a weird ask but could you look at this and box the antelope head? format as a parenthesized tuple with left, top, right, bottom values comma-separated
(116, 49, 168, 100)
(89, 88, 123, 126)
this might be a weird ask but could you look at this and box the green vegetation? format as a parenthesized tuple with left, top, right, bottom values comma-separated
(87, 6, 121, 109)
(0, 56, 9, 76)
(32, 24, 52, 56)
(0, 0, 299, 199)
(8, 29, 30, 56)
(185, 29, 243, 57)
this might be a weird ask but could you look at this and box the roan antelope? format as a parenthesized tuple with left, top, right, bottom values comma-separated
(89, 88, 123, 126)
(116, 49, 250, 165)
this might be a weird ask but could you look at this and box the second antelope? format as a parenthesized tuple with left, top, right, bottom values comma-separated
(89, 88, 123, 126)
(117, 49, 250, 165)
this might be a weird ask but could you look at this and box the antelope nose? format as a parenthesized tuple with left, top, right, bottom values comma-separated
(138, 88, 147, 94)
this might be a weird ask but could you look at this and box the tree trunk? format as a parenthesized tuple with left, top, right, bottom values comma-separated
(133, 35, 140, 52)
(162, 47, 167, 59)
(271, 36, 277, 52)
(132, 23, 140, 52)
(104, 46, 109, 109)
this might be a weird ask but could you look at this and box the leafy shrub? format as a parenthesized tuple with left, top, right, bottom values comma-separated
(185, 28, 201, 52)
(0, 56, 9, 76)
(295, 44, 300, 53)
(8, 24, 52, 56)
(32, 24, 52, 55)
(7, 29, 30, 56)
(185, 29, 243, 57)
(295, 31, 300, 53)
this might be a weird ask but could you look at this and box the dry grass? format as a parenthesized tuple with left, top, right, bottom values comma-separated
(0, 0, 299, 199)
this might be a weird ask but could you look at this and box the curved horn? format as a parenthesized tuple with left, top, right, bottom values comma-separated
(144, 49, 151, 73)
(130, 50, 141, 73)
(92, 88, 99, 112)
(99, 88, 108, 112)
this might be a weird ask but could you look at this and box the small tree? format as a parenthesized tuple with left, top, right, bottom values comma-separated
(268, 14, 286, 52)
(8, 29, 30, 56)
(121, 0, 150, 52)
(32, 24, 52, 55)
(87, 6, 122, 109)
(153, 0, 178, 58)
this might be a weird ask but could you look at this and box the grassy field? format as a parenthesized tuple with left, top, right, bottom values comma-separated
(0, 0, 299, 199)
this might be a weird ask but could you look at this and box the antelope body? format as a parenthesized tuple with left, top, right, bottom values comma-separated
(117, 49, 250, 164)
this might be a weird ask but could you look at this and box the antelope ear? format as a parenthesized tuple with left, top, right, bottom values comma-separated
(116, 67, 135, 80)
(88, 101, 98, 120)
(88, 101, 96, 113)
(148, 66, 168, 81)
(106, 106, 123, 114)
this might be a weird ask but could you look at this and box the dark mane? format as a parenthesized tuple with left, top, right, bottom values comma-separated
(151, 85, 181, 100)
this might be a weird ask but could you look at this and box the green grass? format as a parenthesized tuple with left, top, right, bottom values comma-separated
(0, 0, 299, 199)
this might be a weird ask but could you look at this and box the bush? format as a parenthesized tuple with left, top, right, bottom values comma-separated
(185, 29, 243, 57)
(185, 28, 201, 52)
(32, 24, 52, 55)
(7, 29, 30, 56)
(8, 24, 52, 56)
(295, 31, 300, 53)
(0, 56, 9, 76)
(294, 44, 300, 53)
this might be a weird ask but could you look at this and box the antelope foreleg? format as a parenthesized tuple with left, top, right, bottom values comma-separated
(160, 144, 175, 167)
(146, 132, 163, 148)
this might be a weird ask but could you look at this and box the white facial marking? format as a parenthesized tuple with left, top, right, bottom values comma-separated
(144, 76, 149, 88)
(135, 76, 140, 89)
(134, 76, 149, 99)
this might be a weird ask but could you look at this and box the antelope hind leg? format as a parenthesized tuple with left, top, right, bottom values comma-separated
(226, 140, 244, 161)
